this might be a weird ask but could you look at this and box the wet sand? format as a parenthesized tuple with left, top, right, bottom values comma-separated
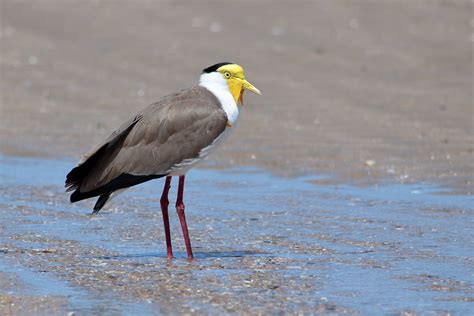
(1, 155, 473, 314)
(1, 1, 473, 315)
(1, 0, 472, 192)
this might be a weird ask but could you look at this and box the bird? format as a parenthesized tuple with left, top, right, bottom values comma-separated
(65, 62, 261, 259)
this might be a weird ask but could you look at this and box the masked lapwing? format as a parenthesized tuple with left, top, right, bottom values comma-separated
(65, 62, 261, 259)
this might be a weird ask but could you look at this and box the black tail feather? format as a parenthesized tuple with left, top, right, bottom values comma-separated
(93, 193, 111, 214)
(65, 117, 142, 193)
(70, 173, 166, 206)
(65, 143, 109, 192)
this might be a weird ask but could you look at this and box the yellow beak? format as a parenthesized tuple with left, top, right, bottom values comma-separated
(242, 79, 262, 95)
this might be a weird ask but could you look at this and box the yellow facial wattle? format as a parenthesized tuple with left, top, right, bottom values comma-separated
(227, 78, 244, 105)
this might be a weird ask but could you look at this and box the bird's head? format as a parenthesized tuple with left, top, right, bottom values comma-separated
(200, 62, 261, 105)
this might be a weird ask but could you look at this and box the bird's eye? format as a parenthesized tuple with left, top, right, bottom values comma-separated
(224, 72, 231, 78)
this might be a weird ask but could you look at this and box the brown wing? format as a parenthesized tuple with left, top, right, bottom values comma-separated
(66, 86, 227, 202)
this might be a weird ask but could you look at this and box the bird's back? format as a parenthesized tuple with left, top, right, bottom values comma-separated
(65, 86, 228, 204)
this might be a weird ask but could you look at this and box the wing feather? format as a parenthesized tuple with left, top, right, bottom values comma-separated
(65, 86, 227, 201)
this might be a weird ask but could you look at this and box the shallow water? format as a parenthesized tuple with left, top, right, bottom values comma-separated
(0, 155, 473, 315)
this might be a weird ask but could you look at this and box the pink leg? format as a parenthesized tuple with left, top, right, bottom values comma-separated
(176, 175, 193, 259)
(160, 176, 173, 259)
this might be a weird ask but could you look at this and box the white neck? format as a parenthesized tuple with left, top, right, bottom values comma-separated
(199, 72, 239, 125)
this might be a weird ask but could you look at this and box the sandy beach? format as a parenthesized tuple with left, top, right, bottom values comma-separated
(1, 1, 473, 314)
(1, 0, 472, 192)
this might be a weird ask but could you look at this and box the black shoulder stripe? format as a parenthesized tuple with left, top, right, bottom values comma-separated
(202, 62, 233, 73)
